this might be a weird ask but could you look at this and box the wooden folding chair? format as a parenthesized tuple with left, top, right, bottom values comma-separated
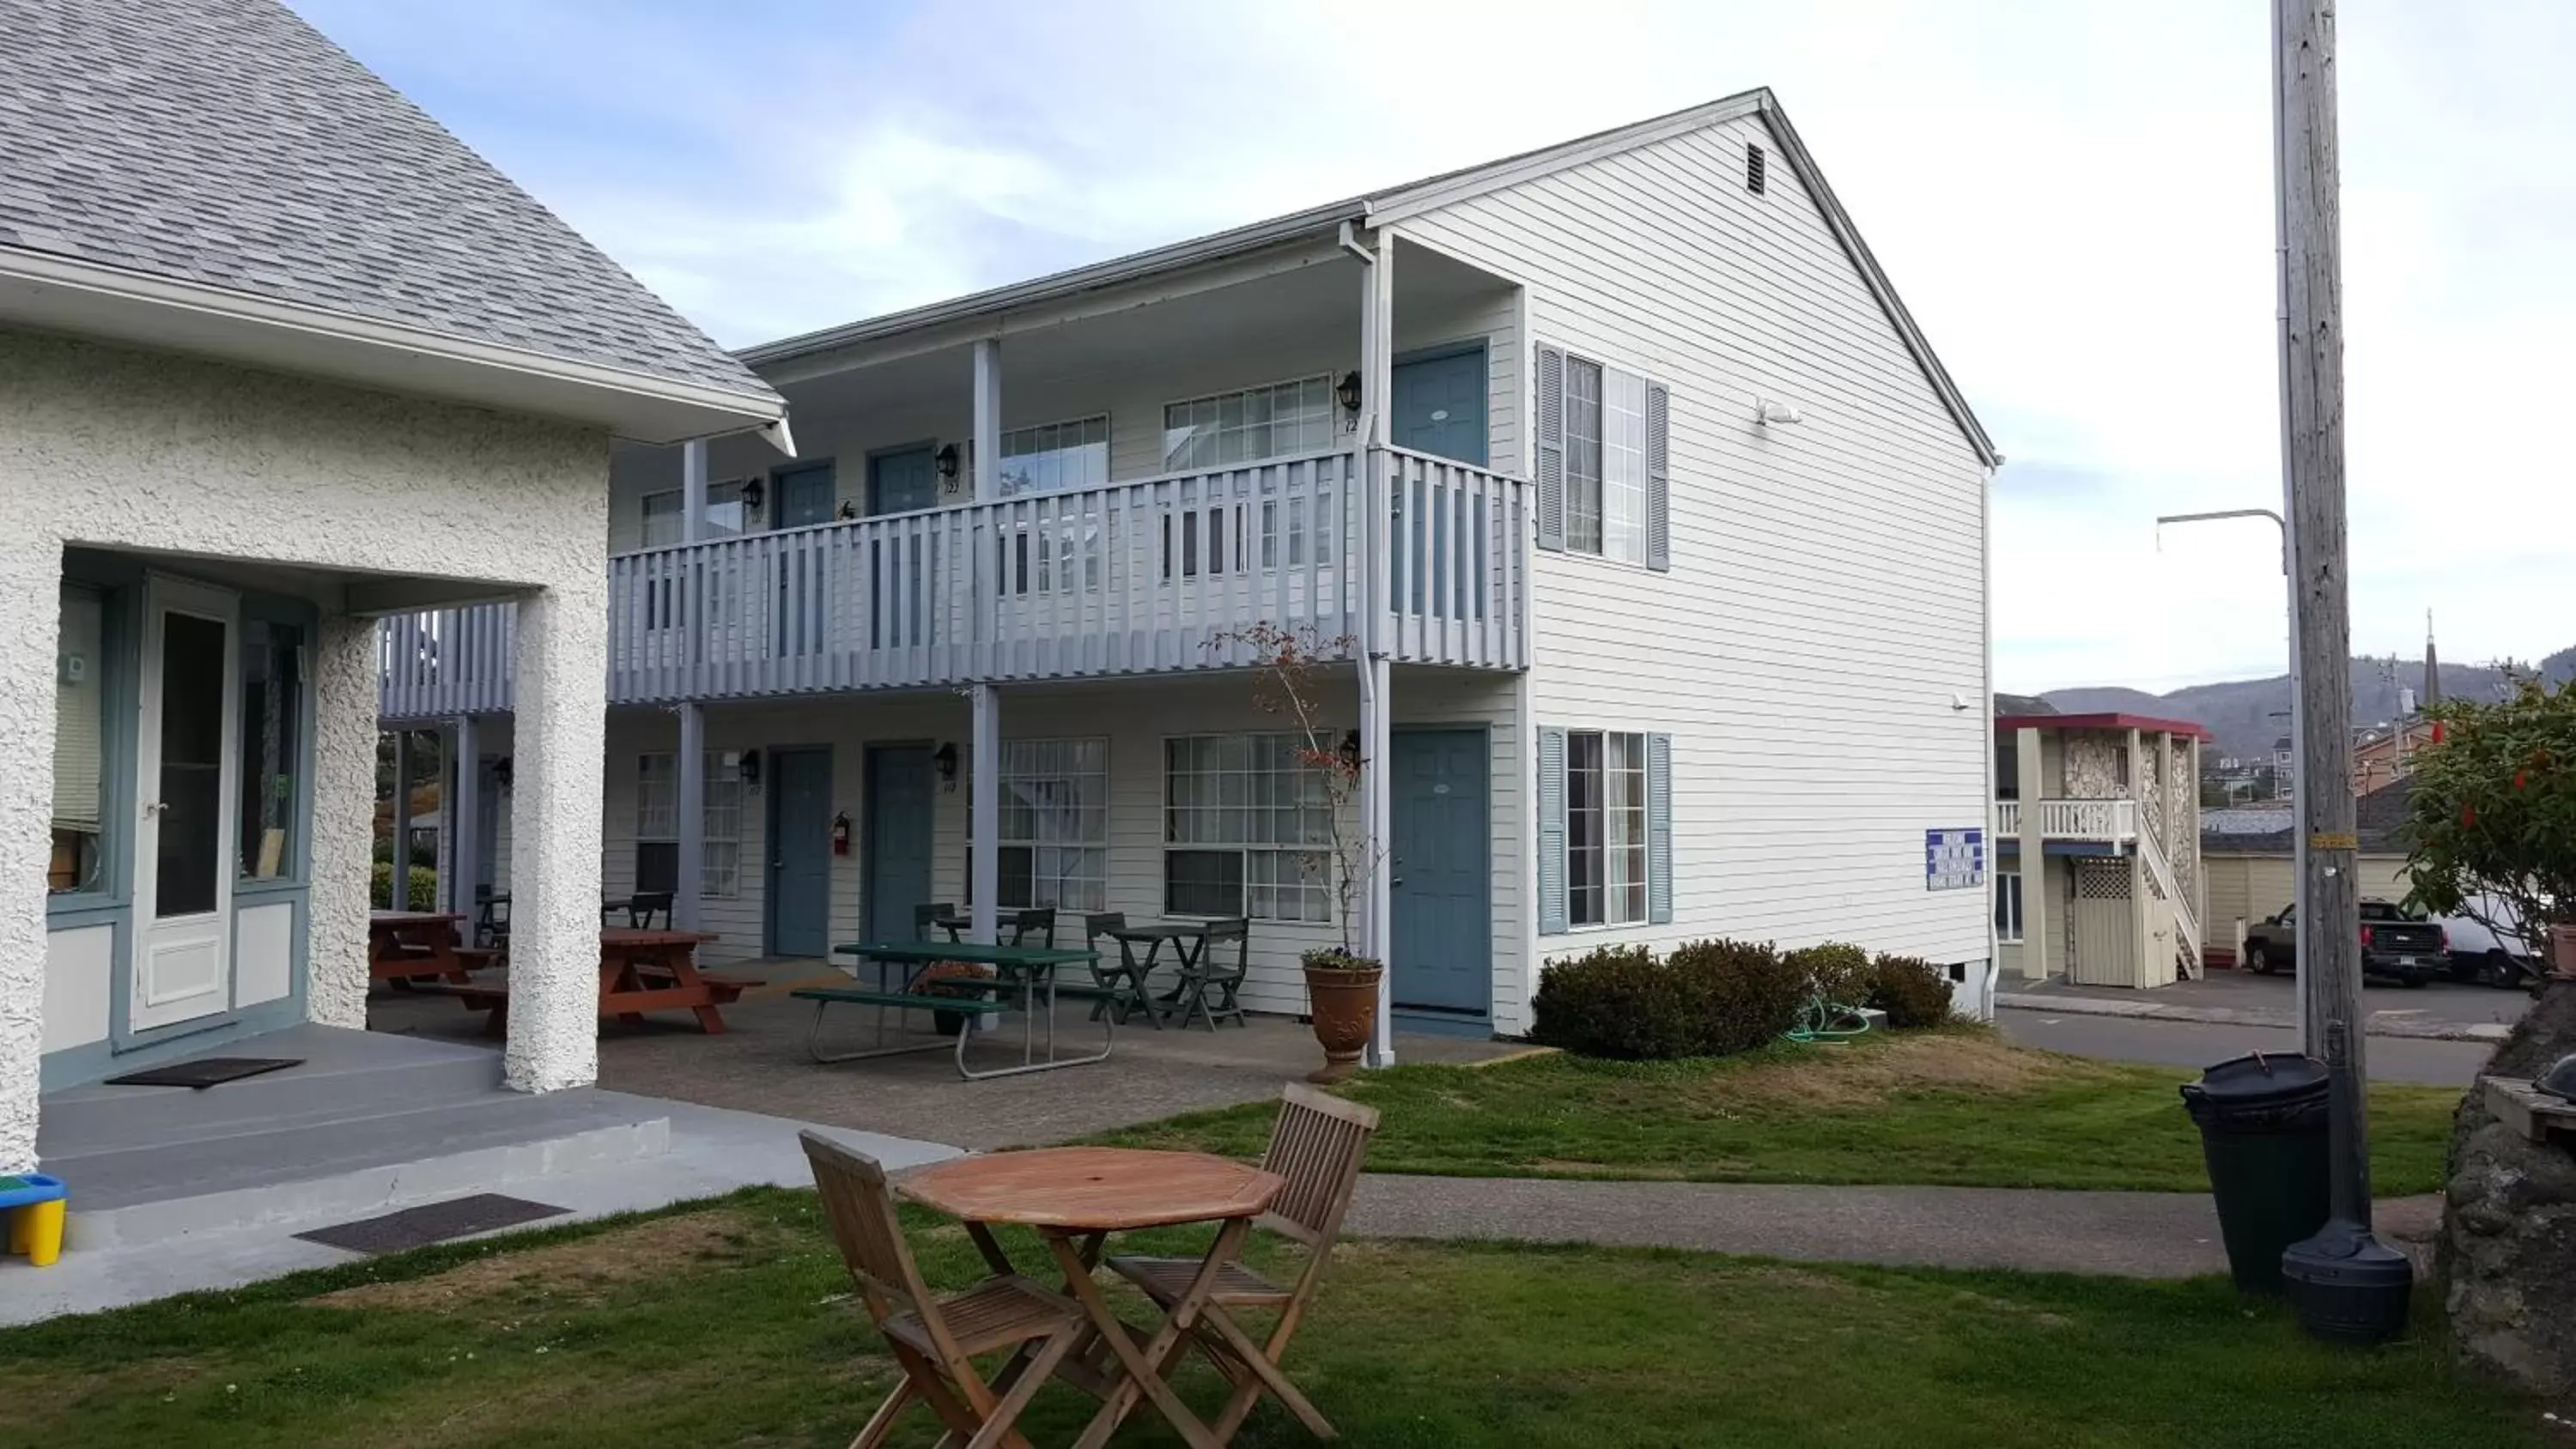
(800, 1131, 1090, 1449)
(1105, 1083, 1381, 1440)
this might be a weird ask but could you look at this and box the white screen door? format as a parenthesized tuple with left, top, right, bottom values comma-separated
(131, 575, 240, 1032)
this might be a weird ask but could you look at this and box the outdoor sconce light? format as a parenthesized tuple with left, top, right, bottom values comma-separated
(934, 443, 962, 481)
(1335, 371, 1363, 416)
(492, 756, 513, 791)
(933, 743, 960, 790)
(740, 476, 766, 515)
(1340, 729, 1363, 768)
(836, 500, 858, 520)
(739, 749, 762, 787)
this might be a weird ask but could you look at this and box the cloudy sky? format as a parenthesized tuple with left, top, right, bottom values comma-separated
(295, 0, 2573, 694)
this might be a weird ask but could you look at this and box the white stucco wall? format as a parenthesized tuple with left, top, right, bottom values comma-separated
(0, 328, 615, 1168)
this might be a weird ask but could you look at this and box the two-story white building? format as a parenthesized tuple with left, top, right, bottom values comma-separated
(382, 89, 2004, 1055)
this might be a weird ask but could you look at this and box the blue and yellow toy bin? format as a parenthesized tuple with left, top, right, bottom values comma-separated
(2, 1173, 68, 1267)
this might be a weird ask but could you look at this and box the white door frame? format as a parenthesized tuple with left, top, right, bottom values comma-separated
(131, 573, 242, 1034)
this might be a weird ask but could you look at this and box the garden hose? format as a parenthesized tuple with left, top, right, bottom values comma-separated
(1785, 993, 1874, 1044)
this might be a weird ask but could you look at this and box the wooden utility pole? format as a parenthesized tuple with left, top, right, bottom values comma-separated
(2275, 0, 2371, 1226)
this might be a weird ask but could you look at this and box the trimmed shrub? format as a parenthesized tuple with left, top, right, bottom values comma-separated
(1868, 954, 1956, 1029)
(1785, 942, 1874, 1008)
(370, 862, 438, 912)
(1530, 945, 1699, 1060)
(1669, 938, 1808, 1055)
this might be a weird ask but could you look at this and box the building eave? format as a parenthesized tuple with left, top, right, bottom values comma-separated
(0, 245, 784, 445)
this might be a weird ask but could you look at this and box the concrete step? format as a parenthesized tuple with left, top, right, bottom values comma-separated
(37, 1024, 501, 1152)
(64, 1094, 671, 1249)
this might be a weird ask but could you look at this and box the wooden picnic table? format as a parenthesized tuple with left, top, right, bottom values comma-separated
(902, 1146, 1286, 1449)
(367, 910, 473, 986)
(426, 928, 757, 1037)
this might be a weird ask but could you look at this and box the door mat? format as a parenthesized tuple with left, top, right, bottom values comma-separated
(102, 1057, 302, 1089)
(295, 1193, 570, 1256)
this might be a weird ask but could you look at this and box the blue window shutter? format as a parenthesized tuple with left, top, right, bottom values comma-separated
(1537, 725, 1568, 934)
(1646, 732, 1674, 925)
(1534, 345, 1566, 551)
(1645, 383, 1671, 573)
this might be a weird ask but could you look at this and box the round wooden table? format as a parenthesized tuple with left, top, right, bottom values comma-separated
(901, 1147, 1285, 1448)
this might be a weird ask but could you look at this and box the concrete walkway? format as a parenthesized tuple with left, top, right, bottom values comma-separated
(1346, 1174, 2446, 1279)
(1998, 972, 2524, 1043)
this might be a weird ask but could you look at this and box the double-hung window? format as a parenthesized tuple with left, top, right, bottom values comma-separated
(1163, 734, 1332, 921)
(640, 480, 750, 549)
(999, 416, 1110, 497)
(990, 738, 1109, 911)
(1995, 866, 2024, 944)
(1538, 726, 1673, 934)
(1536, 345, 1669, 570)
(1163, 377, 1337, 471)
(634, 751, 743, 899)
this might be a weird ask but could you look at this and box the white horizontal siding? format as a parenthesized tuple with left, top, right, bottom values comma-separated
(592, 670, 1520, 1024)
(1399, 112, 1991, 973)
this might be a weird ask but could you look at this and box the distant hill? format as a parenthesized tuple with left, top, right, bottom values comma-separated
(2041, 646, 2576, 763)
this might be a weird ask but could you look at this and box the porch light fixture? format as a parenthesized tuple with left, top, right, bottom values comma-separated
(739, 749, 762, 787)
(740, 476, 766, 515)
(933, 743, 959, 789)
(492, 756, 513, 791)
(1340, 730, 1362, 769)
(934, 444, 961, 481)
(1335, 371, 1363, 416)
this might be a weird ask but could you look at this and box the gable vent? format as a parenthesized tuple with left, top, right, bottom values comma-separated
(1746, 142, 1767, 195)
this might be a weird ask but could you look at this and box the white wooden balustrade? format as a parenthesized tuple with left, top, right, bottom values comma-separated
(377, 447, 1528, 717)
(1992, 797, 2141, 843)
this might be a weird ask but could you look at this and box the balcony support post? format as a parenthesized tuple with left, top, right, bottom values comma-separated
(675, 703, 705, 932)
(969, 682, 1000, 945)
(973, 338, 1001, 503)
(450, 713, 482, 920)
(1353, 227, 1397, 1066)
(2013, 724, 2047, 980)
(2128, 726, 2152, 984)
(390, 729, 413, 903)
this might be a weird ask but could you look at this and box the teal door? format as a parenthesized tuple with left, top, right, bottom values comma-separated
(772, 462, 836, 529)
(864, 745, 935, 946)
(1389, 729, 1491, 1016)
(766, 748, 832, 957)
(868, 447, 939, 516)
(1391, 348, 1488, 467)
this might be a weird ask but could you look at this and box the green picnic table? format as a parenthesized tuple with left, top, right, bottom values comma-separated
(800, 941, 1121, 1079)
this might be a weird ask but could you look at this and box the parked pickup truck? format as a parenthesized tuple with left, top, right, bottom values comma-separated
(2240, 899, 2448, 987)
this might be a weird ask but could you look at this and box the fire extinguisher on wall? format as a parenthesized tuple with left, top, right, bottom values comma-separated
(830, 812, 852, 858)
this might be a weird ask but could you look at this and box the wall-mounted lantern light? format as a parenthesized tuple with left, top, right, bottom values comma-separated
(934, 443, 962, 481)
(1335, 371, 1364, 416)
(740, 476, 767, 515)
(740, 749, 762, 787)
(933, 742, 960, 791)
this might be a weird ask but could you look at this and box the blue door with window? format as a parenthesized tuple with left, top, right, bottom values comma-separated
(771, 461, 836, 529)
(865, 745, 935, 947)
(1391, 347, 1489, 467)
(1389, 729, 1491, 1015)
(869, 446, 939, 516)
(766, 748, 832, 957)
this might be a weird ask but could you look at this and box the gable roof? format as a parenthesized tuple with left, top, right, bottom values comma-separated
(742, 88, 1996, 468)
(0, 0, 781, 440)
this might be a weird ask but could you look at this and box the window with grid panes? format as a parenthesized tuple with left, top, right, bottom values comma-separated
(1163, 377, 1336, 471)
(1566, 731, 1648, 927)
(1163, 733, 1332, 920)
(634, 751, 743, 900)
(996, 738, 1107, 911)
(999, 415, 1109, 497)
(1564, 358, 1604, 554)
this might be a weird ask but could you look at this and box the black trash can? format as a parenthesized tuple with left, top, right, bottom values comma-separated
(2179, 1052, 2331, 1294)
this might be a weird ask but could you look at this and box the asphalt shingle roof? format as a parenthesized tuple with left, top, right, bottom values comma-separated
(2201, 778, 2417, 856)
(0, 0, 771, 401)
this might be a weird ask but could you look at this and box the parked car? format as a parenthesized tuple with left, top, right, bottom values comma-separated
(2240, 899, 2447, 986)
(2436, 893, 2540, 989)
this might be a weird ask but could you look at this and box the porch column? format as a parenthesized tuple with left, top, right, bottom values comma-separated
(1358, 656, 1394, 1067)
(2128, 725, 2152, 985)
(1356, 228, 1396, 1066)
(681, 438, 708, 535)
(390, 730, 413, 901)
(969, 683, 1000, 945)
(0, 537, 64, 1173)
(2013, 725, 2047, 981)
(309, 615, 386, 1030)
(972, 338, 1002, 502)
(504, 583, 609, 1094)
(451, 713, 482, 922)
(674, 703, 705, 931)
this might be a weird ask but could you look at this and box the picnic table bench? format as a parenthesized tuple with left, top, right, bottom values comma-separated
(368, 911, 480, 987)
(805, 941, 1116, 1079)
(417, 929, 761, 1037)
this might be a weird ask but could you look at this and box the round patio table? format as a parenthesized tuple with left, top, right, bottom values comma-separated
(902, 1146, 1284, 1448)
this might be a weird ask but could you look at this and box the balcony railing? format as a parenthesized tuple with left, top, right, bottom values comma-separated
(1994, 797, 2139, 843)
(380, 605, 515, 724)
(377, 447, 1527, 718)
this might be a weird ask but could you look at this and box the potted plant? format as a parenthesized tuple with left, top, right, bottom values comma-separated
(914, 960, 997, 1036)
(1215, 621, 1387, 1083)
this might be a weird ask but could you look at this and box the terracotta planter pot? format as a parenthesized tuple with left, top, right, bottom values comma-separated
(1303, 961, 1383, 1084)
(2551, 925, 2576, 979)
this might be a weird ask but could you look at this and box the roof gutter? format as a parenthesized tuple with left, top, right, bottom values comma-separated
(0, 245, 784, 435)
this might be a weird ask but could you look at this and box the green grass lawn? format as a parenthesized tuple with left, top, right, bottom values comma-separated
(0, 1188, 2542, 1448)
(1091, 1029, 2464, 1195)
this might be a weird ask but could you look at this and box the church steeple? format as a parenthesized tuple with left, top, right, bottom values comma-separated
(2422, 610, 2440, 707)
